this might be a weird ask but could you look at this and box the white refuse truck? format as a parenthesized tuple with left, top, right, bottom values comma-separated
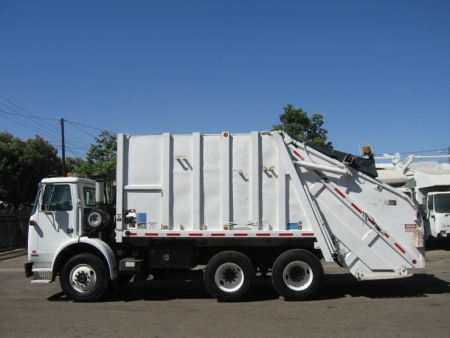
(404, 170, 450, 239)
(24, 131, 425, 302)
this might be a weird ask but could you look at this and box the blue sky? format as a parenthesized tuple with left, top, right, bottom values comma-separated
(1, 0, 449, 162)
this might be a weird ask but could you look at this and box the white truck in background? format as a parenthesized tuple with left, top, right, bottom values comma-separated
(376, 153, 450, 240)
(25, 131, 425, 302)
(404, 170, 450, 239)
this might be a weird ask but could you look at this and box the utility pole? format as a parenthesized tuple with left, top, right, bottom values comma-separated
(60, 118, 66, 176)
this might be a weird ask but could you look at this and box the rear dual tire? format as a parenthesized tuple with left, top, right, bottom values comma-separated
(272, 249, 324, 301)
(204, 249, 323, 302)
(204, 251, 255, 302)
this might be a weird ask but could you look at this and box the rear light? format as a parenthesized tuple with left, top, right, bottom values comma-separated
(29, 220, 35, 226)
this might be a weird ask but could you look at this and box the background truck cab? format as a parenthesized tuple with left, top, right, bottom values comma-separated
(424, 191, 450, 238)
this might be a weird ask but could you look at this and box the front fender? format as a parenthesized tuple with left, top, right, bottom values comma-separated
(53, 238, 118, 280)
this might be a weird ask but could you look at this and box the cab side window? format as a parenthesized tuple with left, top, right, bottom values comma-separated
(43, 185, 73, 211)
(83, 187, 96, 207)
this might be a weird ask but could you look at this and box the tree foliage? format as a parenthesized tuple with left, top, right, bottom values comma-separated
(273, 104, 332, 149)
(74, 131, 117, 194)
(65, 157, 85, 174)
(0, 131, 60, 206)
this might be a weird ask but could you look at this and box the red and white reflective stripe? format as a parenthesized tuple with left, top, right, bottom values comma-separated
(334, 188, 363, 215)
(334, 188, 346, 199)
(145, 233, 158, 237)
(351, 203, 362, 214)
(302, 232, 314, 237)
(394, 243, 406, 254)
(293, 150, 304, 160)
(405, 224, 416, 229)
(385, 233, 417, 264)
(130, 231, 315, 238)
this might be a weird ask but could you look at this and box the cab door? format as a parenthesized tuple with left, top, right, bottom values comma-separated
(426, 195, 437, 237)
(36, 183, 77, 252)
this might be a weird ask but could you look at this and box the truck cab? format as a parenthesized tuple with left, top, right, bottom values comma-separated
(26, 175, 118, 300)
(424, 192, 450, 238)
(28, 177, 96, 260)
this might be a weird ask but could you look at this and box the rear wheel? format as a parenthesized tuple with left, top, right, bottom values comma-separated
(271, 249, 323, 301)
(60, 253, 110, 302)
(204, 251, 255, 302)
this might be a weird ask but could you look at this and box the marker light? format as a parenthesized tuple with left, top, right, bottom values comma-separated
(362, 146, 372, 155)
(359, 141, 374, 156)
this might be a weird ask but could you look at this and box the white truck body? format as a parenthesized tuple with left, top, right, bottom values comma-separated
(26, 131, 425, 302)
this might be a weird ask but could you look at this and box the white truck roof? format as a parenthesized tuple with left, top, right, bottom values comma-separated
(41, 177, 95, 185)
(414, 170, 450, 189)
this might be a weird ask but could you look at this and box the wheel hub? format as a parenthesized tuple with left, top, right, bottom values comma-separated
(75, 271, 90, 285)
(223, 267, 239, 283)
(214, 262, 245, 292)
(70, 265, 97, 292)
(282, 260, 313, 291)
(288, 266, 306, 282)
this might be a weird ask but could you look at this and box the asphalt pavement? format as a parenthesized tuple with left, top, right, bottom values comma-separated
(1, 242, 449, 338)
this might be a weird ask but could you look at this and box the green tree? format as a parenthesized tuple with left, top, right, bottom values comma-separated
(65, 157, 85, 174)
(273, 104, 332, 149)
(74, 131, 117, 196)
(0, 132, 60, 206)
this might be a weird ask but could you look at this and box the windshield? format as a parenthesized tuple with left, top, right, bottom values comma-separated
(42, 184, 73, 211)
(434, 194, 450, 213)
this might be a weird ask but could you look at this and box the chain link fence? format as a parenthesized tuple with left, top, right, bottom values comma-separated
(0, 209, 30, 253)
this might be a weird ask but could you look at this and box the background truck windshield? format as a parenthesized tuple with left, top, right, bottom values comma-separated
(434, 194, 450, 213)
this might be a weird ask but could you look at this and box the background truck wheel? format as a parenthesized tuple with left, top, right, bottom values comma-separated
(271, 249, 324, 301)
(204, 251, 255, 302)
(60, 253, 110, 302)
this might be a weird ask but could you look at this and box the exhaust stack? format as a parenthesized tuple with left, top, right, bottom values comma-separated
(90, 173, 108, 208)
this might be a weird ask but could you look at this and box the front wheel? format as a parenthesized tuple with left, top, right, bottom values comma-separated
(204, 251, 255, 302)
(272, 249, 324, 301)
(60, 253, 110, 302)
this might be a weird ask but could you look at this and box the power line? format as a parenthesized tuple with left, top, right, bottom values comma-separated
(0, 109, 59, 121)
(0, 99, 62, 137)
(0, 111, 60, 141)
(65, 119, 117, 134)
(0, 107, 91, 145)
(0, 96, 116, 157)
(65, 120, 99, 139)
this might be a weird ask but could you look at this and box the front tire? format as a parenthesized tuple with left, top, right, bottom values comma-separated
(204, 251, 255, 302)
(60, 253, 110, 302)
(272, 249, 323, 301)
